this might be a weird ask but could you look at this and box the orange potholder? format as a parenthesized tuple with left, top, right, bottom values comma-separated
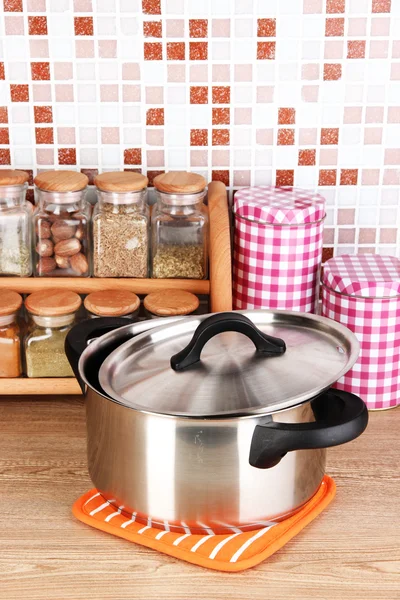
(73, 475, 335, 572)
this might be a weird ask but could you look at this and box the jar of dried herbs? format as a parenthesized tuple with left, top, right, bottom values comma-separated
(84, 289, 140, 319)
(24, 289, 82, 378)
(0, 169, 32, 277)
(33, 170, 90, 277)
(151, 171, 208, 280)
(0, 289, 23, 378)
(93, 171, 149, 278)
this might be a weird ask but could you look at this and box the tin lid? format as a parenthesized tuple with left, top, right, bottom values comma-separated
(84, 290, 140, 317)
(94, 171, 148, 192)
(26, 289, 82, 316)
(99, 310, 359, 418)
(34, 170, 88, 192)
(323, 254, 400, 299)
(234, 186, 325, 225)
(0, 169, 29, 186)
(144, 289, 199, 316)
(153, 171, 207, 194)
(0, 290, 22, 316)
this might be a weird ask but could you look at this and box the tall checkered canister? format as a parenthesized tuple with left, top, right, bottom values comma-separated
(233, 186, 325, 313)
(322, 254, 400, 411)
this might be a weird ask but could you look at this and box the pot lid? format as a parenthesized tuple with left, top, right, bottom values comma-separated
(99, 310, 359, 418)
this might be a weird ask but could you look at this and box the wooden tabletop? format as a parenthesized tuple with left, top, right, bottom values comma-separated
(0, 396, 398, 600)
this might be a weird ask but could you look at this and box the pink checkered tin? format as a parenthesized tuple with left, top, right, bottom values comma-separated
(233, 186, 325, 313)
(322, 254, 400, 411)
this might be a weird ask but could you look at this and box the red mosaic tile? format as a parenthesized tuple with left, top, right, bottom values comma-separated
(143, 21, 162, 37)
(298, 149, 316, 166)
(80, 168, 98, 185)
(212, 129, 230, 146)
(3, 0, 22, 11)
(31, 62, 50, 81)
(146, 108, 164, 125)
(190, 129, 208, 146)
(74, 17, 93, 36)
(212, 108, 230, 125)
(347, 40, 366, 59)
(124, 148, 142, 165)
(0, 149, 10, 165)
(28, 16, 47, 35)
(167, 42, 185, 60)
(212, 170, 229, 186)
(323, 63, 342, 80)
(0, 128, 9, 145)
(278, 107, 295, 124)
(144, 42, 163, 60)
(189, 19, 208, 38)
(325, 18, 344, 37)
(322, 247, 334, 263)
(35, 127, 54, 144)
(257, 18, 276, 37)
(212, 86, 230, 104)
(142, 0, 161, 14)
(0, 64, 4, 80)
(372, 0, 391, 12)
(319, 169, 337, 185)
(190, 42, 208, 60)
(277, 129, 295, 145)
(321, 128, 339, 145)
(34, 106, 52, 123)
(326, 0, 345, 12)
(276, 170, 294, 186)
(340, 169, 358, 185)
(257, 42, 276, 60)
(146, 170, 164, 186)
(10, 84, 29, 102)
(0, 107, 8, 123)
(25, 188, 34, 204)
(190, 86, 208, 104)
(58, 148, 76, 165)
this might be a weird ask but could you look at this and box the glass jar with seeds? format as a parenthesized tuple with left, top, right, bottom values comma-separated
(33, 170, 90, 277)
(0, 290, 23, 378)
(0, 169, 32, 277)
(151, 171, 208, 280)
(24, 289, 82, 378)
(93, 171, 149, 278)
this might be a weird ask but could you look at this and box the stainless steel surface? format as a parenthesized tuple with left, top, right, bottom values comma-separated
(99, 309, 359, 417)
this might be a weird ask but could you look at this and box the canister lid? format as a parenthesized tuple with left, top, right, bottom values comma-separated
(84, 290, 140, 317)
(0, 290, 23, 316)
(144, 289, 199, 316)
(323, 254, 400, 299)
(94, 171, 148, 192)
(0, 169, 29, 186)
(153, 171, 207, 194)
(34, 170, 88, 192)
(234, 186, 325, 225)
(26, 289, 82, 316)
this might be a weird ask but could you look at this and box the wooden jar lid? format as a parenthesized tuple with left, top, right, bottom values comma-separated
(84, 290, 140, 316)
(153, 171, 207, 194)
(25, 289, 82, 316)
(0, 169, 29, 186)
(0, 290, 23, 316)
(94, 171, 148, 192)
(34, 170, 89, 192)
(144, 289, 200, 316)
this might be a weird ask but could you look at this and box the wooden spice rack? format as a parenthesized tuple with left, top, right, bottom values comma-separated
(0, 181, 232, 396)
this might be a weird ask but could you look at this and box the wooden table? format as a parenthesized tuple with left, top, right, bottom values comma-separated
(0, 396, 399, 599)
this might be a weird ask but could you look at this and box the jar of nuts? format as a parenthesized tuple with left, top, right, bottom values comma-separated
(33, 170, 90, 277)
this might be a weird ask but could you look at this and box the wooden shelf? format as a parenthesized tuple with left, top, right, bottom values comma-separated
(0, 378, 82, 395)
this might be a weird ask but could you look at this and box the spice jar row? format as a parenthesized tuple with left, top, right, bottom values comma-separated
(0, 169, 208, 281)
(0, 287, 201, 378)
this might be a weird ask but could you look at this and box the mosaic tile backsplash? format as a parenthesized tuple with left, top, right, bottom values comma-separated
(0, 0, 399, 258)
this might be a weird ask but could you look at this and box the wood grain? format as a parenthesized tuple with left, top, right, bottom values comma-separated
(34, 170, 88, 192)
(0, 398, 398, 600)
(0, 378, 82, 395)
(208, 181, 233, 312)
(153, 171, 207, 194)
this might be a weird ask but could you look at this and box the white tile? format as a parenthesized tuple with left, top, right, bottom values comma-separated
(212, 41, 231, 60)
(80, 148, 99, 165)
(11, 106, 31, 124)
(97, 17, 117, 35)
(77, 63, 96, 80)
(7, 62, 28, 81)
(10, 127, 33, 145)
(167, 148, 188, 168)
(101, 146, 120, 165)
(13, 148, 34, 166)
(99, 104, 120, 124)
(122, 105, 141, 123)
(55, 105, 76, 125)
(123, 127, 142, 144)
(78, 104, 99, 124)
(49, 38, 74, 59)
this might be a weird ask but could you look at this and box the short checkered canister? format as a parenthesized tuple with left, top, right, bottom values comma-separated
(233, 186, 325, 313)
(321, 254, 400, 411)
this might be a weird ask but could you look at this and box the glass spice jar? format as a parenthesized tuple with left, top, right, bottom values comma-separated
(0, 290, 23, 378)
(93, 171, 149, 278)
(84, 289, 140, 319)
(151, 171, 208, 280)
(24, 289, 81, 378)
(143, 289, 200, 319)
(33, 170, 90, 277)
(0, 169, 32, 277)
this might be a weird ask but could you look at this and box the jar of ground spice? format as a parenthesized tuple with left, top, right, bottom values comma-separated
(33, 170, 90, 277)
(24, 289, 81, 378)
(93, 171, 149, 278)
(151, 172, 208, 279)
(84, 289, 140, 319)
(0, 169, 32, 277)
(0, 290, 23, 378)
(143, 289, 199, 319)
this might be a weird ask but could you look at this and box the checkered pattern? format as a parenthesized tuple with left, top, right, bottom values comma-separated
(322, 255, 400, 410)
(233, 187, 325, 313)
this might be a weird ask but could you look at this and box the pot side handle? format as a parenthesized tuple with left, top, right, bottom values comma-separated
(170, 312, 286, 371)
(249, 389, 368, 469)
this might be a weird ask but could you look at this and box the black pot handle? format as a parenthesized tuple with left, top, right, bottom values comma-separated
(65, 317, 131, 393)
(249, 389, 368, 469)
(170, 312, 286, 371)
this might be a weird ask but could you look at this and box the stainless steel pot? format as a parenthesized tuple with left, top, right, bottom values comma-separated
(66, 311, 368, 534)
